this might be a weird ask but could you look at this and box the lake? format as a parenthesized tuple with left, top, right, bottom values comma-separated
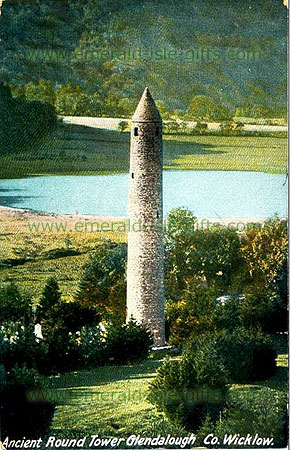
(0, 171, 287, 219)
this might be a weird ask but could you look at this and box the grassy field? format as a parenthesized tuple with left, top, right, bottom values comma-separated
(0, 209, 125, 301)
(41, 340, 287, 446)
(1, 122, 287, 179)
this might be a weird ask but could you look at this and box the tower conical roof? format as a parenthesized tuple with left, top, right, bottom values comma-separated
(132, 87, 162, 122)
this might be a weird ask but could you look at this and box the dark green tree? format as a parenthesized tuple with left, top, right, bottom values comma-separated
(76, 242, 127, 321)
(37, 277, 61, 319)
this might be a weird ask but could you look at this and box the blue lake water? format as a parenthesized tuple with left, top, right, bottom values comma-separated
(0, 171, 287, 218)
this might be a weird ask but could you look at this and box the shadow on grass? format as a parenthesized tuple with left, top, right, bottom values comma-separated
(43, 359, 163, 390)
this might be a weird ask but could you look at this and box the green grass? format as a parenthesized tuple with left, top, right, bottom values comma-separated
(42, 358, 186, 443)
(0, 211, 125, 300)
(1, 123, 287, 179)
(39, 341, 287, 446)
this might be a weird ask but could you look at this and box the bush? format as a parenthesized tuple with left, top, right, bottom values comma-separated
(188, 328, 277, 383)
(41, 300, 100, 334)
(117, 120, 129, 132)
(0, 282, 32, 325)
(78, 325, 106, 366)
(105, 320, 153, 364)
(148, 340, 228, 431)
(197, 388, 288, 448)
(0, 325, 48, 372)
(166, 280, 217, 345)
(213, 295, 242, 331)
(10, 364, 40, 389)
(41, 328, 82, 373)
(1, 364, 55, 439)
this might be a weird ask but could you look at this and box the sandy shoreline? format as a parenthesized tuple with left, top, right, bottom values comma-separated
(0, 205, 270, 227)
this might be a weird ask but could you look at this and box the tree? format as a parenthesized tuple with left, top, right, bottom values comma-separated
(37, 277, 61, 319)
(76, 242, 127, 320)
(165, 209, 243, 299)
(55, 82, 89, 115)
(166, 278, 217, 345)
(87, 91, 103, 116)
(211, 104, 233, 121)
(0, 84, 57, 154)
(0, 283, 32, 325)
(241, 217, 287, 290)
(187, 95, 216, 121)
(25, 80, 55, 106)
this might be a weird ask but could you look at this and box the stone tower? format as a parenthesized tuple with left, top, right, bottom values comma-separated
(126, 87, 165, 346)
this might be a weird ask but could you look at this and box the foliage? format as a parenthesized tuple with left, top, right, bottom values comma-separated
(42, 300, 100, 334)
(188, 329, 277, 383)
(37, 277, 61, 318)
(0, 84, 57, 154)
(213, 295, 242, 331)
(76, 241, 127, 320)
(188, 96, 217, 121)
(10, 364, 40, 389)
(41, 327, 82, 373)
(148, 339, 229, 431)
(25, 79, 55, 106)
(0, 282, 32, 325)
(1, 363, 55, 439)
(55, 82, 90, 116)
(165, 208, 243, 300)
(241, 217, 287, 289)
(105, 319, 153, 364)
(77, 325, 106, 366)
(0, 325, 48, 372)
(117, 120, 129, 132)
(166, 279, 216, 345)
(197, 388, 288, 448)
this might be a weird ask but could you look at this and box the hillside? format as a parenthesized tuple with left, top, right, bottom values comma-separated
(0, 0, 287, 111)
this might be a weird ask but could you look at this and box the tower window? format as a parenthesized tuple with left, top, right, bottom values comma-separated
(134, 127, 138, 136)
(155, 127, 159, 136)
(156, 211, 159, 218)
(131, 173, 134, 179)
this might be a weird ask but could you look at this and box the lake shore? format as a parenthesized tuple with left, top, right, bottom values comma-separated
(0, 205, 268, 228)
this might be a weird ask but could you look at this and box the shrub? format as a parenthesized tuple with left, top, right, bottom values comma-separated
(78, 325, 106, 366)
(1, 364, 55, 439)
(188, 328, 277, 383)
(213, 295, 242, 331)
(195, 121, 208, 132)
(148, 340, 229, 431)
(0, 363, 7, 391)
(41, 328, 82, 373)
(166, 280, 216, 345)
(10, 364, 40, 389)
(41, 300, 100, 334)
(105, 320, 153, 364)
(197, 388, 288, 448)
(117, 120, 129, 132)
(0, 325, 48, 371)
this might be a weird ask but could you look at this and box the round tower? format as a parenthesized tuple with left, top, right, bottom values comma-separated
(126, 87, 165, 346)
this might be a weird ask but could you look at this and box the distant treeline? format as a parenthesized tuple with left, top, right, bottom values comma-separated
(0, 84, 57, 154)
(8, 80, 287, 122)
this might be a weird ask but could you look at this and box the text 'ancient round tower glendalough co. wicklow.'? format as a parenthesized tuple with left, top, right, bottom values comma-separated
(126, 87, 165, 346)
